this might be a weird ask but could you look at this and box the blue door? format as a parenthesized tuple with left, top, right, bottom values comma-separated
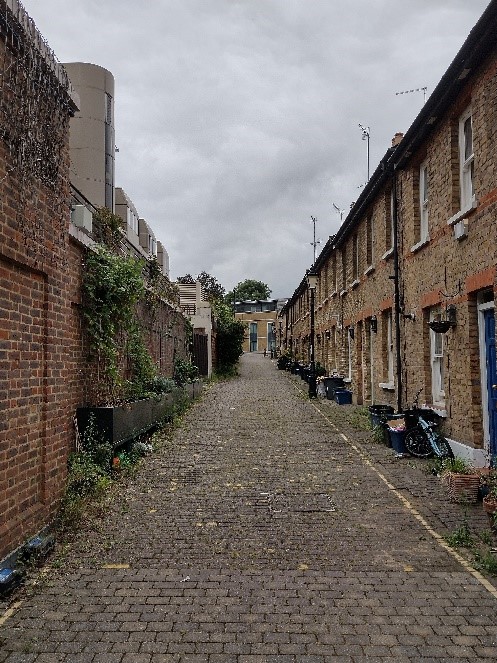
(484, 309, 497, 461)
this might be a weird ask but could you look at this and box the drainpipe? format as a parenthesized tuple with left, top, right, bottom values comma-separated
(392, 167, 403, 413)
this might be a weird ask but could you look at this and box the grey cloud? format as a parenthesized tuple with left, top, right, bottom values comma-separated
(21, 0, 489, 297)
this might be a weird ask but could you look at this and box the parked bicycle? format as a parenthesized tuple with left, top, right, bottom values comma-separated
(403, 388, 454, 459)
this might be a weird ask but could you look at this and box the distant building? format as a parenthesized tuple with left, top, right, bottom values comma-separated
(234, 299, 285, 353)
(177, 282, 213, 377)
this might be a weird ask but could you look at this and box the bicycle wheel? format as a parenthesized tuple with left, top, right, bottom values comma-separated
(404, 427, 433, 458)
(431, 432, 454, 459)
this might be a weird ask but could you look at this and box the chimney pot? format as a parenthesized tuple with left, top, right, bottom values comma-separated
(392, 132, 404, 147)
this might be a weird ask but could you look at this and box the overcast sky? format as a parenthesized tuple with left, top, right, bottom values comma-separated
(22, 0, 490, 298)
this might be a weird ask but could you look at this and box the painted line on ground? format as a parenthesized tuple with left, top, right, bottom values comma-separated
(288, 376, 497, 599)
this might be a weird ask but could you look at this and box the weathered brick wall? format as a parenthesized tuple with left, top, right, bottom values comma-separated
(0, 12, 76, 557)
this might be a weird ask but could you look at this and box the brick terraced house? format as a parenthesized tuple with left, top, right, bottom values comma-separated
(280, 0, 497, 466)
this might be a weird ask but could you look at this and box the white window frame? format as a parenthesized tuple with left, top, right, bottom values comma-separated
(379, 310, 394, 390)
(387, 311, 394, 384)
(430, 311, 445, 406)
(352, 234, 359, 280)
(459, 107, 474, 212)
(365, 214, 374, 270)
(346, 328, 353, 381)
(419, 162, 429, 243)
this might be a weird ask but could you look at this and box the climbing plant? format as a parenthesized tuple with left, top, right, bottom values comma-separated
(82, 245, 156, 402)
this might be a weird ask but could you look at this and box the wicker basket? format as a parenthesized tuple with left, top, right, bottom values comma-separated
(443, 472, 480, 503)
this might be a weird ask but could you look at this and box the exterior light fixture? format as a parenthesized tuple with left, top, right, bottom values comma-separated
(306, 269, 319, 398)
(370, 315, 378, 333)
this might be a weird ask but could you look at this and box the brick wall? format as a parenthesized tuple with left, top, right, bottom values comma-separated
(0, 11, 76, 556)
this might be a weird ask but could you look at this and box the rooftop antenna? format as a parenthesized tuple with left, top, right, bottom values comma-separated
(395, 86, 428, 105)
(358, 123, 370, 181)
(310, 215, 321, 264)
(333, 203, 345, 222)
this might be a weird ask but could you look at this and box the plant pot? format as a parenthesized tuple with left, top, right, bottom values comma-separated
(442, 472, 480, 503)
(428, 320, 452, 334)
(483, 494, 497, 515)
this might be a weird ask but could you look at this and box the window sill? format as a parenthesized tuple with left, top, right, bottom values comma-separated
(428, 405, 447, 417)
(410, 236, 430, 254)
(447, 198, 477, 226)
(379, 381, 395, 391)
(381, 248, 394, 261)
(339, 289, 347, 297)
(364, 265, 375, 276)
(351, 279, 360, 290)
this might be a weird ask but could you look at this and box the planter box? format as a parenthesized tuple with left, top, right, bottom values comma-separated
(334, 389, 352, 405)
(443, 472, 480, 503)
(77, 381, 204, 449)
(185, 380, 203, 400)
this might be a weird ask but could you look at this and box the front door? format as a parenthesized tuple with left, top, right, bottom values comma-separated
(484, 309, 497, 461)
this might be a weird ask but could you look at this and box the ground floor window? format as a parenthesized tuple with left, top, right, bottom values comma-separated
(430, 310, 445, 406)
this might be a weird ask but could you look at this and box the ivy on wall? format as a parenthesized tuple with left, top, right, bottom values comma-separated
(82, 245, 155, 404)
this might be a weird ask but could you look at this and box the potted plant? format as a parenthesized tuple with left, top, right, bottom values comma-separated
(440, 457, 481, 503)
(482, 470, 497, 519)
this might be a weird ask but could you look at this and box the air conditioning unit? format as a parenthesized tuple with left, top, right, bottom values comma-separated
(71, 205, 93, 233)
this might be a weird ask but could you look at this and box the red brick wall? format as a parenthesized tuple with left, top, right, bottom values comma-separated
(0, 134, 75, 560)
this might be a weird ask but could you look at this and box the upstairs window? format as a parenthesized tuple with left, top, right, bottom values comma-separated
(341, 247, 347, 291)
(459, 108, 474, 211)
(352, 234, 359, 281)
(419, 162, 429, 243)
(366, 214, 373, 268)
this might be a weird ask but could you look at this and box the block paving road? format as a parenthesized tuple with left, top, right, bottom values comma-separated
(1, 353, 497, 661)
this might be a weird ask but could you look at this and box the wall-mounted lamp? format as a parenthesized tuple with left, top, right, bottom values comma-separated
(370, 316, 377, 333)
(348, 326, 355, 340)
(403, 312, 416, 321)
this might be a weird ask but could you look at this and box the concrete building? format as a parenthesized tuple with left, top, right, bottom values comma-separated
(64, 62, 115, 211)
(177, 282, 214, 377)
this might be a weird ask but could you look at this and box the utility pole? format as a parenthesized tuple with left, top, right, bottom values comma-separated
(358, 123, 370, 182)
(310, 216, 320, 264)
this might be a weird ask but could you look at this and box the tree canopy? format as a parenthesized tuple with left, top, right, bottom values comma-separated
(225, 279, 271, 304)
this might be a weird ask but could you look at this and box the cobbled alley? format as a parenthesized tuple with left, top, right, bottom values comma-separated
(1, 353, 497, 662)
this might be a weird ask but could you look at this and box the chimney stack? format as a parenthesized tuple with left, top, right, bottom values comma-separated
(392, 132, 404, 147)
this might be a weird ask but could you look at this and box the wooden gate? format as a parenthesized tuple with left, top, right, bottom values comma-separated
(193, 332, 209, 376)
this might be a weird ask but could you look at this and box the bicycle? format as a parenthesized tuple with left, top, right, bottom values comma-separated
(403, 388, 454, 459)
